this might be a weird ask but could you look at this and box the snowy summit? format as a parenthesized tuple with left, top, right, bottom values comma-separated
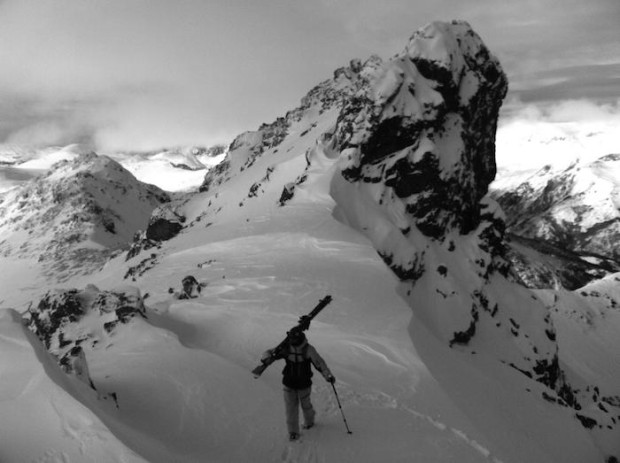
(0, 20, 619, 463)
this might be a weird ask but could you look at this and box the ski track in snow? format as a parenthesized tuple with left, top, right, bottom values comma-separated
(272, 375, 504, 463)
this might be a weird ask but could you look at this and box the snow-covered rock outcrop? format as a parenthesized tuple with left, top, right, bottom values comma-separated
(24, 284, 146, 399)
(334, 21, 506, 239)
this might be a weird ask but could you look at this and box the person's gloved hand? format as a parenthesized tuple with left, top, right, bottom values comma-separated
(327, 375, 336, 384)
(261, 349, 275, 363)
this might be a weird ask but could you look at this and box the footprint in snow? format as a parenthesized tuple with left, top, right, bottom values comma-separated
(280, 431, 324, 463)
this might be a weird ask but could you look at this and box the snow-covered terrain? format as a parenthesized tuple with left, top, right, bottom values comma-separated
(1, 20, 619, 463)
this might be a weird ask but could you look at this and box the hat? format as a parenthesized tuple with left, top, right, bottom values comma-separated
(287, 330, 306, 346)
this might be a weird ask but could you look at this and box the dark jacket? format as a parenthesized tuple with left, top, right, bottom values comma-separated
(265, 339, 333, 390)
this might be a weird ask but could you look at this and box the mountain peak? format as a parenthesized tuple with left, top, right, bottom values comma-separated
(0, 152, 169, 281)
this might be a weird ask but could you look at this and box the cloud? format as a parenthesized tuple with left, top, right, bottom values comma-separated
(0, 0, 366, 151)
(496, 98, 620, 171)
(507, 62, 620, 104)
(0, 0, 619, 151)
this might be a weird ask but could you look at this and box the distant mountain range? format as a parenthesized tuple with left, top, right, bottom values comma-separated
(491, 154, 620, 289)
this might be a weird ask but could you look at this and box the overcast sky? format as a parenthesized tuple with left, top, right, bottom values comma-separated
(0, 0, 619, 151)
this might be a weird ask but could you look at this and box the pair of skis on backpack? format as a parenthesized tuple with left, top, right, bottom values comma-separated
(251, 295, 332, 378)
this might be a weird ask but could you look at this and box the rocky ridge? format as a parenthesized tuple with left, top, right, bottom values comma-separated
(199, 56, 384, 194)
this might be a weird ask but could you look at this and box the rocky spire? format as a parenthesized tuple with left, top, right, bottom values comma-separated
(333, 20, 508, 239)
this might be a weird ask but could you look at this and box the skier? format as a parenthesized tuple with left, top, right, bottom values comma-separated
(261, 329, 335, 441)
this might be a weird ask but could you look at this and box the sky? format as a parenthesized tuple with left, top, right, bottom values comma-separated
(0, 0, 619, 152)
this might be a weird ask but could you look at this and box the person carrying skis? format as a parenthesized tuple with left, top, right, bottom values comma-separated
(261, 329, 335, 441)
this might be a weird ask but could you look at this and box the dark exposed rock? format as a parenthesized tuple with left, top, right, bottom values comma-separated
(379, 251, 424, 282)
(199, 159, 231, 193)
(27, 290, 83, 349)
(172, 275, 207, 299)
(146, 218, 183, 241)
(575, 413, 598, 429)
(124, 253, 159, 280)
(279, 183, 296, 206)
(126, 230, 160, 261)
(449, 305, 479, 347)
(145, 205, 186, 241)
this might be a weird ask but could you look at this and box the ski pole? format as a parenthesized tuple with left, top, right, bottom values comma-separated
(331, 382, 353, 434)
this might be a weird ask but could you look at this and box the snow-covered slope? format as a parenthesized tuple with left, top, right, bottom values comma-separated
(0, 308, 146, 463)
(0, 20, 619, 463)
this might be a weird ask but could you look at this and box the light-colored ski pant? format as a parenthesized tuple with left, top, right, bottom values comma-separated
(283, 386, 315, 434)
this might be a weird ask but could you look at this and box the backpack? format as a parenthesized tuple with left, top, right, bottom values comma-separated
(282, 343, 313, 389)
